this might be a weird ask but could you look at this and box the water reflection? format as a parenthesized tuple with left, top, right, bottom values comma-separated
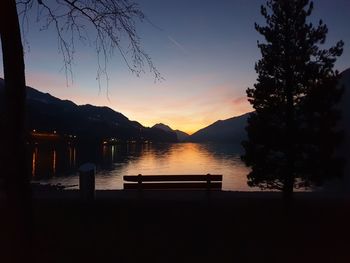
(29, 143, 255, 191)
(31, 147, 38, 177)
(68, 146, 76, 167)
(29, 145, 78, 180)
(53, 149, 56, 175)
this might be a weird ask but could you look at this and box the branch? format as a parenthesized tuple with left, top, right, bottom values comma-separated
(16, 0, 162, 88)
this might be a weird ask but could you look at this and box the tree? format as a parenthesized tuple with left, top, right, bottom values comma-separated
(0, 0, 158, 260)
(241, 0, 344, 200)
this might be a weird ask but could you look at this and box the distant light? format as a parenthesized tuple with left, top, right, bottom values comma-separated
(53, 130, 57, 134)
(33, 129, 36, 132)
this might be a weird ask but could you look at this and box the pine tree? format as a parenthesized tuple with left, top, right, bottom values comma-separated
(241, 0, 344, 198)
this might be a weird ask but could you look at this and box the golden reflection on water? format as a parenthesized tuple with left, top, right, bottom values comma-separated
(73, 147, 76, 166)
(30, 146, 78, 180)
(111, 145, 115, 160)
(31, 147, 38, 177)
(68, 146, 76, 167)
(53, 149, 56, 174)
(104, 143, 252, 191)
(31, 143, 253, 191)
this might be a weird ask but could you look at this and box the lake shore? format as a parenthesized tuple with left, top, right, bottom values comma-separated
(32, 188, 350, 203)
(2, 189, 348, 262)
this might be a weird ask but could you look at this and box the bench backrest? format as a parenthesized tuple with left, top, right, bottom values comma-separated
(123, 174, 222, 190)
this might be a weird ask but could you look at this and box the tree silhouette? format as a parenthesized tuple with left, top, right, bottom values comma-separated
(0, 1, 158, 260)
(241, 0, 344, 200)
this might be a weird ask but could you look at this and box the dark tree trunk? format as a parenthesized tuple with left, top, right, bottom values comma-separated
(0, 0, 31, 261)
(283, 68, 295, 205)
(282, 7, 295, 206)
(283, 88, 295, 207)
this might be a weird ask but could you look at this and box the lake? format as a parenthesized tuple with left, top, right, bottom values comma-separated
(29, 142, 258, 191)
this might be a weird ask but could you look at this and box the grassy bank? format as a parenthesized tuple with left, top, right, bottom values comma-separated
(2, 191, 350, 262)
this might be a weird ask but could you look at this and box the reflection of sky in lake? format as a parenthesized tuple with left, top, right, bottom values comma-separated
(30, 143, 257, 191)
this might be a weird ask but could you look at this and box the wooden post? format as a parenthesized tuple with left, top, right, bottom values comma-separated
(206, 173, 211, 191)
(137, 174, 142, 191)
(206, 173, 212, 202)
(137, 174, 143, 201)
(79, 163, 96, 202)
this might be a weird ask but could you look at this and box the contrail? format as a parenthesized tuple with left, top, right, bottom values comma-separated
(168, 36, 187, 54)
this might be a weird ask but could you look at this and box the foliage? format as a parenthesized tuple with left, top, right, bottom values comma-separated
(242, 0, 344, 192)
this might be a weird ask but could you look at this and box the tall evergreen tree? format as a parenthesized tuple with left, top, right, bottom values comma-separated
(242, 0, 344, 198)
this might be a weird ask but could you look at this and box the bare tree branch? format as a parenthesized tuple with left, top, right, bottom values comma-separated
(16, 0, 162, 88)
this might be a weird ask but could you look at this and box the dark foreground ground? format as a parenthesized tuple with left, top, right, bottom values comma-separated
(2, 190, 350, 263)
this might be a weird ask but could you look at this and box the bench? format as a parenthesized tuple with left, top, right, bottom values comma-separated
(123, 174, 222, 190)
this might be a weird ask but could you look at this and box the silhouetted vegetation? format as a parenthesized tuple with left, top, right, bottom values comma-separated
(0, 0, 158, 198)
(0, 1, 158, 261)
(242, 0, 344, 199)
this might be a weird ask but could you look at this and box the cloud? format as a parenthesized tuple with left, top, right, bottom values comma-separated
(232, 96, 248, 105)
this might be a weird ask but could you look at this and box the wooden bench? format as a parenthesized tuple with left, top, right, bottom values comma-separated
(123, 174, 222, 190)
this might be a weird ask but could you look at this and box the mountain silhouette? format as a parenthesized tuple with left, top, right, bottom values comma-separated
(339, 68, 350, 133)
(187, 113, 250, 143)
(0, 79, 178, 143)
(152, 123, 189, 142)
(337, 68, 350, 190)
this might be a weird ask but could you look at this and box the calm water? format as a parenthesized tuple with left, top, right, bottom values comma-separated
(29, 143, 257, 191)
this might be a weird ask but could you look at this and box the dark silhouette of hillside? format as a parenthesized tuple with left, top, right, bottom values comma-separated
(0, 79, 177, 143)
(337, 68, 350, 190)
(152, 123, 189, 141)
(339, 68, 350, 134)
(187, 113, 250, 143)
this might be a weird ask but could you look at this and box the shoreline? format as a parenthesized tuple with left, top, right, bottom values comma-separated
(31, 188, 350, 203)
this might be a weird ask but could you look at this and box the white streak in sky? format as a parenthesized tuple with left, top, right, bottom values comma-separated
(168, 36, 187, 54)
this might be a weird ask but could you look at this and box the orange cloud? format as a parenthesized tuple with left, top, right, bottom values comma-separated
(232, 96, 248, 105)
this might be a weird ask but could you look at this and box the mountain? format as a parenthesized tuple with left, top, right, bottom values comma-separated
(152, 123, 189, 142)
(152, 123, 173, 132)
(187, 113, 250, 143)
(0, 79, 178, 143)
(337, 68, 350, 190)
(174, 130, 190, 142)
(339, 68, 350, 132)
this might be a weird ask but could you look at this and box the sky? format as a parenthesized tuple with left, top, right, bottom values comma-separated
(1, 0, 350, 134)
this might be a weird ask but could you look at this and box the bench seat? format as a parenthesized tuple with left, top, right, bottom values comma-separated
(123, 174, 222, 190)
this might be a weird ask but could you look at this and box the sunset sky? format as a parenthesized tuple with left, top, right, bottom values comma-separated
(1, 0, 350, 134)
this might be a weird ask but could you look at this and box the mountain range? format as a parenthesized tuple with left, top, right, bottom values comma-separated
(0, 78, 251, 144)
(1, 68, 349, 146)
(0, 79, 177, 143)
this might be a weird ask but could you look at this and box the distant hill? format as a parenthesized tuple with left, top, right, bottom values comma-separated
(0, 79, 178, 143)
(187, 113, 250, 143)
(337, 68, 350, 191)
(339, 68, 350, 133)
(152, 123, 189, 142)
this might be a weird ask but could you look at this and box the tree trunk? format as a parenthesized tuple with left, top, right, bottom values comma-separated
(284, 70, 295, 206)
(0, 0, 31, 261)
